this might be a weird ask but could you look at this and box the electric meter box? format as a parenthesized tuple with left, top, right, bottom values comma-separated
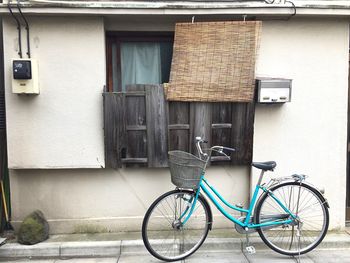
(256, 78, 292, 104)
(12, 59, 39, 94)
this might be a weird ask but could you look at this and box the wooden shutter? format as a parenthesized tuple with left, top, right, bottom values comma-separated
(124, 85, 148, 166)
(211, 102, 232, 164)
(168, 100, 255, 165)
(104, 92, 126, 168)
(104, 85, 255, 168)
(231, 103, 255, 165)
(145, 85, 168, 167)
(104, 85, 168, 168)
(168, 101, 191, 152)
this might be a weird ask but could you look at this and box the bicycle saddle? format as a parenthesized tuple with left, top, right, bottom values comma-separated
(252, 161, 276, 171)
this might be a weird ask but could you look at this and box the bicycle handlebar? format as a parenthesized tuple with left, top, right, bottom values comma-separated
(195, 137, 235, 161)
(224, 146, 236, 152)
(195, 137, 208, 158)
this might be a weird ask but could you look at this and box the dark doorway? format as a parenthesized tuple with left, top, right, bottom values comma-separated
(0, 19, 10, 232)
(347, 50, 350, 223)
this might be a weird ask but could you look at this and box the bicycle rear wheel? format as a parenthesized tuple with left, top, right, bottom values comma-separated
(142, 189, 210, 262)
(255, 182, 329, 256)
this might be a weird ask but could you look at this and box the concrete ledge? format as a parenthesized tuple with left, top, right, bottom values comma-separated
(199, 238, 242, 252)
(60, 241, 121, 258)
(121, 240, 148, 254)
(0, 233, 349, 259)
(0, 242, 60, 258)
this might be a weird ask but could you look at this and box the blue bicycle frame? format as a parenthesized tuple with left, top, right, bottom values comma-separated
(181, 171, 296, 229)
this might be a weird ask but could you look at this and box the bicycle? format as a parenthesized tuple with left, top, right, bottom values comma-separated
(142, 137, 329, 262)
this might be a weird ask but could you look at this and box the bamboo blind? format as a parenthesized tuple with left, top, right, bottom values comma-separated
(166, 21, 262, 102)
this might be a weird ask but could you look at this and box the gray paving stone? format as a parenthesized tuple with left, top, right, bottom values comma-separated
(0, 259, 118, 263)
(185, 251, 247, 263)
(4, 250, 350, 263)
(306, 249, 350, 263)
(245, 251, 313, 263)
(120, 240, 148, 254)
(199, 238, 242, 252)
(0, 259, 56, 263)
(60, 241, 121, 258)
(54, 258, 118, 263)
(117, 253, 162, 263)
(0, 242, 60, 258)
(1, 231, 349, 261)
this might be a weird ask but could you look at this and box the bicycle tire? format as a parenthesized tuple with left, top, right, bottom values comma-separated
(142, 189, 210, 262)
(255, 182, 329, 256)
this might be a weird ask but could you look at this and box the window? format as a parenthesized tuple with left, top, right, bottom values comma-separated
(106, 33, 173, 92)
(104, 32, 255, 169)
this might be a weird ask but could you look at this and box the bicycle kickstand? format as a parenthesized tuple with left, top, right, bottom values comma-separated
(245, 229, 256, 254)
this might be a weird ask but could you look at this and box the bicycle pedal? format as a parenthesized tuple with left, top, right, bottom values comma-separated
(245, 246, 256, 254)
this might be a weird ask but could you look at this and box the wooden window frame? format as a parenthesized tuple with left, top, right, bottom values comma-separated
(106, 32, 174, 92)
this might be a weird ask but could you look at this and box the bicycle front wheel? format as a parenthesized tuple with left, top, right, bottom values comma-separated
(142, 189, 210, 262)
(255, 182, 329, 256)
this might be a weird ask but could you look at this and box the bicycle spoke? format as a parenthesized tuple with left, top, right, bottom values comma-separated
(143, 190, 210, 261)
(256, 183, 328, 256)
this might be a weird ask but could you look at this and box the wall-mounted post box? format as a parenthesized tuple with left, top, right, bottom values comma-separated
(256, 78, 292, 104)
(12, 59, 39, 94)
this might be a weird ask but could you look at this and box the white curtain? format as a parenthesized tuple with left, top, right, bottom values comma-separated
(121, 42, 162, 91)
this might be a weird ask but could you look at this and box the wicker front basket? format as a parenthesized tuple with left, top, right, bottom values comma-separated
(166, 21, 262, 102)
(168, 151, 206, 189)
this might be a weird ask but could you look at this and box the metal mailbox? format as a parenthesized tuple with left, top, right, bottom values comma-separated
(256, 78, 292, 104)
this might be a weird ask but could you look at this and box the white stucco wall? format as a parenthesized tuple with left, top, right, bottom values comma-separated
(254, 19, 349, 230)
(3, 16, 106, 168)
(9, 166, 250, 233)
(3, 15, 250, 233)
(3, 16, 349, 233)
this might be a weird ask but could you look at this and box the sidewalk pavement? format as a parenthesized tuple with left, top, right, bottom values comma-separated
(0, 229, 350, 262)
(3, 250, 350, 263)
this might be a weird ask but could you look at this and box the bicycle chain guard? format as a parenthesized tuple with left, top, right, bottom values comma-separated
(234, 216, 257, 234)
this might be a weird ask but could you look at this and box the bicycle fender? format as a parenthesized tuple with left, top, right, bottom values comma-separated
(262, 181, 330, 209)
(282, 181, 330, 209)
(304, 182, 330, 209)
(199, 193, 213, 230)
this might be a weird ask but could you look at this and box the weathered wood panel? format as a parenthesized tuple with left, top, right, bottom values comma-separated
(169, 130, 190, 152)
(103, 92, 126, 168)
(169, 101, 189, 124)
(168, 101, 190, 152)
(104, 85, 255, 168)
(212, 103, 232, 149)
(231, 103, 255, 165)
(125, 87, 146, 127)
(212, 103, 232, 124)
(122, 158, 147, 164)
(211, 102, 232, 164)
(125, 130, 147, 159)
(146, 85, 168, 167)
(212, 123, 232, 129)
(190, 103, 212, 156)
(124, 85, 147, 166)
(169, 124, 190, 130)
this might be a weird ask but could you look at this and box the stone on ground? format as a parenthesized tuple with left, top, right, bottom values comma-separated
(17, 210, 49, 245)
